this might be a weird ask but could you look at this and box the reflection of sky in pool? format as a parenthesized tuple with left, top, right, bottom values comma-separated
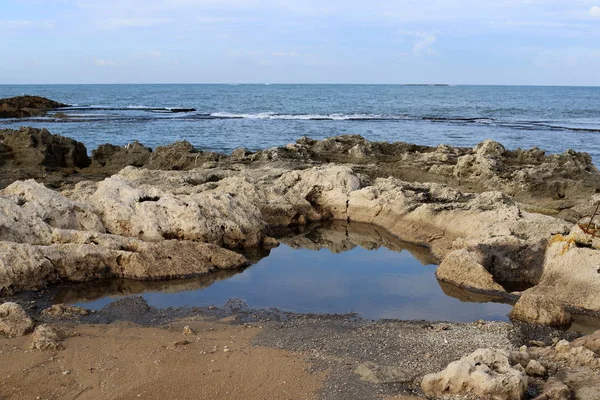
(76, 244, 512, 322)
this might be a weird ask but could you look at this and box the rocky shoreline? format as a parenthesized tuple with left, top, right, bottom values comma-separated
(1, 95, 600, 399)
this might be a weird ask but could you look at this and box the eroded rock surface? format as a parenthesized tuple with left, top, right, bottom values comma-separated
(30, 324, 65, 351)
(0, 302, 34, 337)
(0, 96, 67, 118)
(42, 304, 90, 319)
(1, 130, 600, 323)
(510, 293, 573, 327)
(421, 348, 528, 399)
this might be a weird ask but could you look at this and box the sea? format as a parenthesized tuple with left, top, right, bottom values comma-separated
(1, 84, 599, 162)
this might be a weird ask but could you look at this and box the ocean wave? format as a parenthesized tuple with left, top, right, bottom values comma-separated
(208, 112, 406, 121)
(61, 106, 196, 113)
(15, 106, 600, 133)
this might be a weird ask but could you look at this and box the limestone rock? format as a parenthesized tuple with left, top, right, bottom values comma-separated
(30, 324, 65, 351)
(524, 231, 600, 313)
(230, 147, 251, 160)
(0, 238, 248, 295)
(2, 179, 105, 237)
(575, 386, 600, 400)
(436, 249, 506, 294)
(510, 293, 572, 327)
(421, 348, 528, 400)
(525, 359, 547, 376)
(534, 378, 572, 400)
(0, 127, 90, 170)
(42, 304, 90, 319)
(0, 302, 34, 337)
(91, 141, 152, 171)
(145, 141, 221, 170)
(572, 330, 600, 354)
(354, 362, 416, 384)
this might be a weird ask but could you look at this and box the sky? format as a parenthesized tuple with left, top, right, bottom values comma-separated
(1, 0, 600, 85)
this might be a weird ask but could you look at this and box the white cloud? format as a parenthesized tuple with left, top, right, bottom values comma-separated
(0, 20, 55, 29)
(0, 20, 33, 28)
(272, 52, 299, 58)
(413, 32, 437, 54)
(92, 58, 117, 67)
(104, 17, 172, 29)
(533, 47, 600, 68)
(590, 6, 600, 17)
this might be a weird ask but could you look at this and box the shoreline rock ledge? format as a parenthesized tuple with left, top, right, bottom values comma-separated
(0, 128, 600, 328)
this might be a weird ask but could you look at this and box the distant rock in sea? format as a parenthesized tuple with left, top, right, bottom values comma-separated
(0, 95, 68, 118)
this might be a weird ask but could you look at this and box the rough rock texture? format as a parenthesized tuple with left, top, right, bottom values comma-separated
(2, 131, 600, 321)
(436, 249, 506, 294)
(0, 302, 34, 337)
(0, 155, 582, 314)
(0, 95, 67, 118)
(572, 330, 600, 354)
(421, 348, 528, 399)
(354, 362, 416, 384)
(0, 127, 90, 183)
(536, 379, 572, 400)
(42, 304, 90, 319)
(144, 141, 221, 171)
(526, 335, 600, 400)
(30, 324, 65, 351)
(257, 135, 600, 208)
(91, 141, 152, 172)
(510, 293, 573, 327)
(519, 226, 600, 313)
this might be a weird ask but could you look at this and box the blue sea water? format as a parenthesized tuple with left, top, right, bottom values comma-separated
(1, 84, 599, 162)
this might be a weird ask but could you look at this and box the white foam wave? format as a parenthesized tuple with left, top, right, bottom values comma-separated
(209, 112, 397, 121)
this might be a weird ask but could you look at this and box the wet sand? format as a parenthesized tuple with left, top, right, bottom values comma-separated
(0, 317, 325, 400)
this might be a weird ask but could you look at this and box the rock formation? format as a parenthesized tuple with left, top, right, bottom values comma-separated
(30, 324, 65, 351)
(0, 128, 600, 324)
(0, 95, 67, 118)
(0, 302, 34, 337)
(421, 348, 528, 399)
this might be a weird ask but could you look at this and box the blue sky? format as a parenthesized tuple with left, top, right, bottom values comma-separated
(1, 0, 600, 85)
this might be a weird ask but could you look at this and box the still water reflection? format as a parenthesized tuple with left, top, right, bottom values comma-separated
(58, 222, 513, 322)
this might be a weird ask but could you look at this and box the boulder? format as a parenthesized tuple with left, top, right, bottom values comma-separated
(421, 348, 528, 400)
(534, 379, 572, 400)
(0, 302, 34, 337)
(42, 304, 90, 319)
(91, 141, 152, 171)
(574, 386, 600, 400)
(510, 293, 572, 327)
(572, 330, 600, 354)
(436, 249, 506, 294)
(525, 359, 546, 376)
(0, 127, 90, 170)
(144, 141, 220, 170)
(30, 324, 65, 351)
(521, 230, 600, 313)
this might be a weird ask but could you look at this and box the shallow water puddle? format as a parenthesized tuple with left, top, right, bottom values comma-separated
(55, 223, 513, 322)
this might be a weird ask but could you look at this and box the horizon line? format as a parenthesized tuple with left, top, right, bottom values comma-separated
(1, 83, 600, 88)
